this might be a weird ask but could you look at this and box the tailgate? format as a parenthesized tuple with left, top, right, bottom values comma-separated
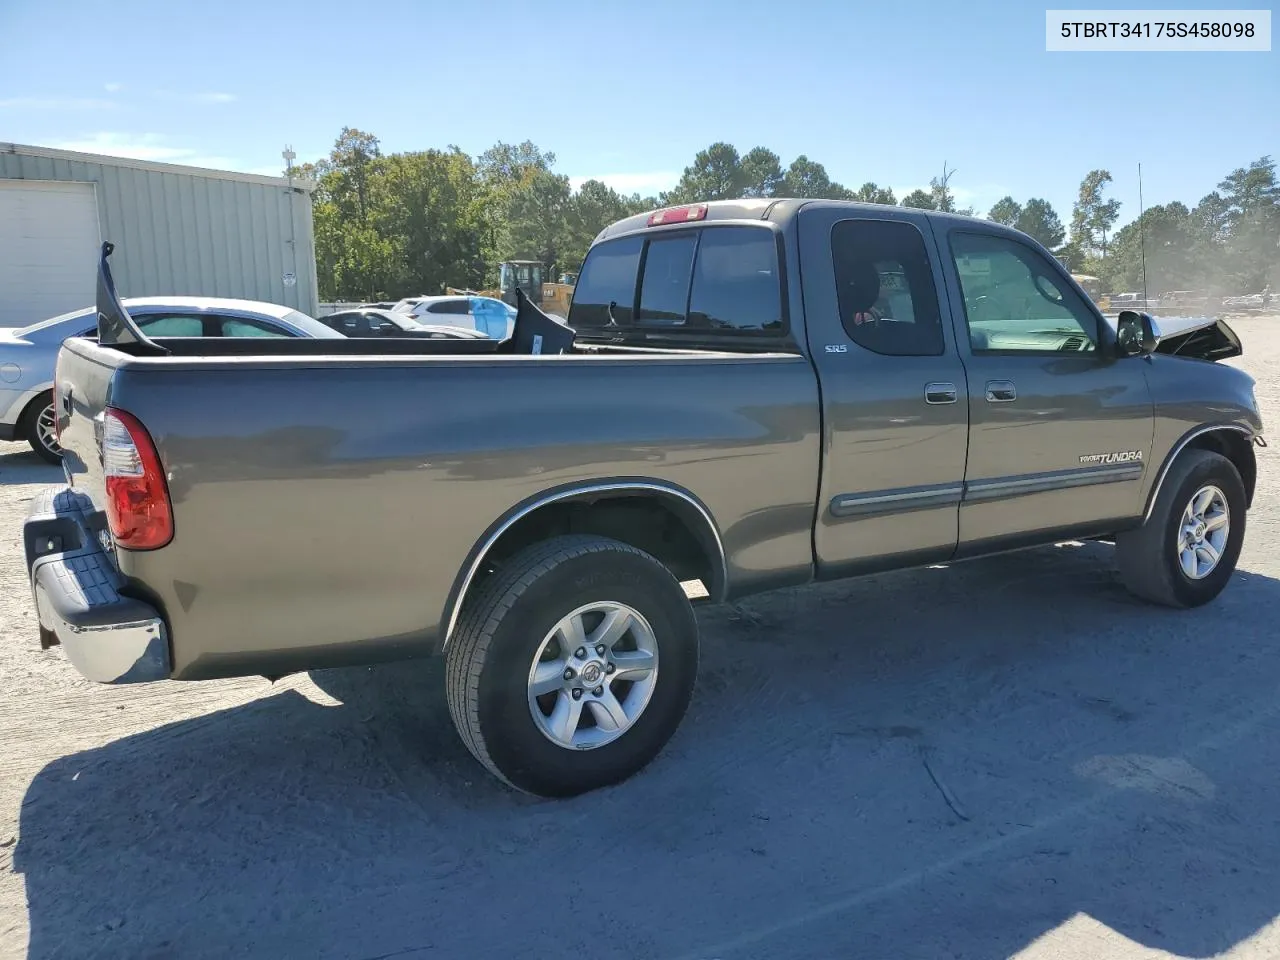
(54, 338, 118, 517)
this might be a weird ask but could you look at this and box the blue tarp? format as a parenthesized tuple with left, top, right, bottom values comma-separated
(469, 297, 511, 339)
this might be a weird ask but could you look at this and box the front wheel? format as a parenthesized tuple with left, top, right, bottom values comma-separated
(22, 392, 61, 464)
(1116, 449, 1247, 608)
(445, 535, 699, 797)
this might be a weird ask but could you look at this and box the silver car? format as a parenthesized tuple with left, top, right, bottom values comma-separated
(0, 297, 343, 462)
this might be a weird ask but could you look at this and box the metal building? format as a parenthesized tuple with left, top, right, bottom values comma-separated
(0, 141, 318, 326)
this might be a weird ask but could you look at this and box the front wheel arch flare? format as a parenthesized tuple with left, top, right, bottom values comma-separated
(1144, 425, 1256, 521)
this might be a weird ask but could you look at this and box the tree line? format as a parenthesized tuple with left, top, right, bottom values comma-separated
(302, 128, 1279, 303)
(1058, 158, 1279, 297)
(301, 129, 651, 302)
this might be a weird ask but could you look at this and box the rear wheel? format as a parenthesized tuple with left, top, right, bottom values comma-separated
(1116, 449, 1246, 607)
(445, 534, 698, 797)
(21, 392, 60, 464)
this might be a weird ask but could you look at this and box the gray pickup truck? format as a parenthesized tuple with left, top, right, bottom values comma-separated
(25, 200, 1264, 798)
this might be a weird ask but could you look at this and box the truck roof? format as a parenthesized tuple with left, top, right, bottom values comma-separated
(593, 197, 992, 244)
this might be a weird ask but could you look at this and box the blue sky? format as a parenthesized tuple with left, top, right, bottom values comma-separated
(1, 0, 1275, 230)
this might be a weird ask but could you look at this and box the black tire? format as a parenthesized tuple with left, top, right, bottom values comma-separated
(20, 391, 61, 465)
(1116, 449, 1246, 608)
(445, 534, 698, 798)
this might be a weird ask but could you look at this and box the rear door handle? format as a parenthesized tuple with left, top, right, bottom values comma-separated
(986, 380, 1016, 402)
(925, 382, 957, 404)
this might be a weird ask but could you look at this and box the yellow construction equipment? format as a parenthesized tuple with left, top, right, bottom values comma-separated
(541, 278, 575, 318)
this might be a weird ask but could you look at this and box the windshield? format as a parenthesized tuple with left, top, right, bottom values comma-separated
(280, 309, 346, 339)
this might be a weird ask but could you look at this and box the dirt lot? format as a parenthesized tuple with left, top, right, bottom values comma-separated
(2, 322, 1279, 960)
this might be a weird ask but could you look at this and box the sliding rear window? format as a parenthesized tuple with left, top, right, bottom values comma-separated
(569, 225, 787, 344)
(568, 235, 643, 327)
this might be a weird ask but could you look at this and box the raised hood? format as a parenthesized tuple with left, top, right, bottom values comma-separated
(1103, 313, 1242, 362)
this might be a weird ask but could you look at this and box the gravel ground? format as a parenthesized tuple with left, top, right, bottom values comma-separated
(2, 321, 1279, 960)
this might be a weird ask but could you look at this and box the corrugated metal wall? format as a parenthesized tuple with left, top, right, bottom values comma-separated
(0, 144, 319, 315)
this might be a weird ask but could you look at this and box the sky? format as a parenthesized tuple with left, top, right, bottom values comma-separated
(1, 0, 1276, 231)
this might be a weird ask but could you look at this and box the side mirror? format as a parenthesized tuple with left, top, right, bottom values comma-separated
(1115, 310, 1157, 358)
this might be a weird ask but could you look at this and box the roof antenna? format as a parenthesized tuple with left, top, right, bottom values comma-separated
(1138, 162, 1149, 310)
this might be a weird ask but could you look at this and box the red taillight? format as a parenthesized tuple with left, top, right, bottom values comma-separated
(647, 203, 708, 227)
(101, 407, 173, 550)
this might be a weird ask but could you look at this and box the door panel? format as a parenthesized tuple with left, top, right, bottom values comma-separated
(797, 208, 970, 576)
(957, 352, 1153, 546)
(935, 227, 1154, 552)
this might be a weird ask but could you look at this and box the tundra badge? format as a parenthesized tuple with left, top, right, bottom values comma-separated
(1079, 450, 1144, 465)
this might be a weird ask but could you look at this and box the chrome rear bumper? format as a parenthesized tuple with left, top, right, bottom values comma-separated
(23, 487, 170, 684)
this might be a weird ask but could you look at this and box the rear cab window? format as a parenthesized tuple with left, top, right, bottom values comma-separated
(569, 236, 643, 327)
(568, 225, 788, 349)
(638, 235, 697, 324)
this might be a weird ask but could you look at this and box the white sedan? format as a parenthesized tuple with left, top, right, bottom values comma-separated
(0, 297, 342, 463)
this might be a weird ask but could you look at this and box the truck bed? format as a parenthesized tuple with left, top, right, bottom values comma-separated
(54, 335, 822, 680)
(94, 334, 731, 359)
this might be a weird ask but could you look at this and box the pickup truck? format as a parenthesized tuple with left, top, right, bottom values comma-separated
(24, 201, 1264, 798)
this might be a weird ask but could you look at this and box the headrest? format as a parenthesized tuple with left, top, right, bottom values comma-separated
(846, 261, 881, 313)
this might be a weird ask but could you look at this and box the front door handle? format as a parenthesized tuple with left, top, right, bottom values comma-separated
(986, 380, 1016, 402)
(925, 382, 958, 404)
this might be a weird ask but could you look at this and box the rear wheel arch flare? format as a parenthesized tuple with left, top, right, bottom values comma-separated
(441, 480, 727, 649)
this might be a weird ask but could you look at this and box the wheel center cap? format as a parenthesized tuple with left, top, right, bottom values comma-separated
(579, 661, 604, 686)
(1194, 522, 1206, 541)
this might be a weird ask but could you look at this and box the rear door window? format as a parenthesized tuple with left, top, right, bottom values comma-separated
(424, 300, 471, 316)
(831, 219, 945, 356)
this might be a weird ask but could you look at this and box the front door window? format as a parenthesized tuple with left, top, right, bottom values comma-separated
(950, 233, 1098, 354)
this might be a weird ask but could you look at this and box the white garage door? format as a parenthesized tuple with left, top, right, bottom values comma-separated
(0, 180, 101, 327)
